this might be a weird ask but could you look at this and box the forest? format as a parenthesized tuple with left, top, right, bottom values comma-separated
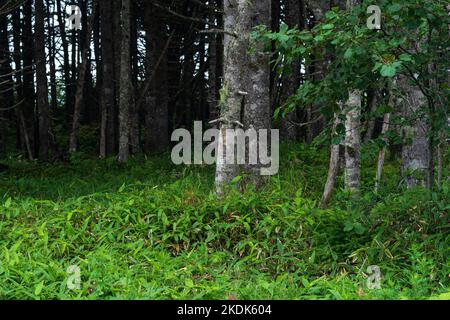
(0, 0, 449, 300)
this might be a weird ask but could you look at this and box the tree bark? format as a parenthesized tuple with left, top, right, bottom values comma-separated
(118, 0, 132, 163)
(280, 0, 301, 140)
(398, 75, 430, 188)
(143, 2, 169, 154)
(35, 0, 50, 161)
(215, 0, 271, 194)
(69, 0, 97, 153)
(364, 89, 381, 143)
(99, 0, 116, 157)
(375, 112, 391, 192)
(344, 91, 362, 193)
(344, 0, 361, 194)
(322, 114, 343, 206)
(22, 0, 35, 157)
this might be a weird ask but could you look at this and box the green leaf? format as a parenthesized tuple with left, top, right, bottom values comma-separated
(388, 3, 402, 14)
(34, 281, 44, 296)
(399, 54, 412, 62)
(274, 107, 281, 120)
(380, 65, 397, 77)
(4, 197, 11, 208)
(344, 48, 353, 59)
(344, 221, 354, 232)
(231, 176, 243, 185)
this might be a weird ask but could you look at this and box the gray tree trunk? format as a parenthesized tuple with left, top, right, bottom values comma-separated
(344, 91, 362, 193)
(375, 112, 391, 192)
(343, 0, 361, 193)
(215, 0, 271, 194)
(322, 114, 343, 206)
(398, 75, 430, 188)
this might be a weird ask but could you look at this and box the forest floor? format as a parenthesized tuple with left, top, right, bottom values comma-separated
(0, 143, 448, 300)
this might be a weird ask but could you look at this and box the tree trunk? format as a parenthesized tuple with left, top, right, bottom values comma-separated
(375, 112, 391, 192)
(344, 0, 361, 194)
(280, 0, 301, 140)
(364, 89, 380, 143)
(56, 0, 72, 123)
(118, 0, 132, 163)
(99, 0, 116, 157)
(143, 3, 169, 154)
(69, 0, 97, 153)
(46, 0, 57, 113)
(215, 0, 271, 194)
(344, 91, 362, 193)
(22, 0, 36, 157)
(129, 1, 140, 155)
(398, 75, 430, 188)
(322, 114, 342, 206)
(243, 0, 271, 186)
(207, 0, 222, 124)
(35, 0, 50, 161)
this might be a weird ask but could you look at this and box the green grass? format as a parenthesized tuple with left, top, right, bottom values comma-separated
(0, 144, 448, 300)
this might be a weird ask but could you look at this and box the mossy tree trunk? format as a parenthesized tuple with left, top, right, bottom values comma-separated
(215, 0, 271, 194)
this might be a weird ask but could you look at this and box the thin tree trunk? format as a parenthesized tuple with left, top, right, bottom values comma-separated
(129, 1, 140, 155)
(118, 0, 132, 163)
(56, 0, 72, 121)
(12, 7, 26, 155)
(46, 0, 57, 113)
(143, 3, 170, 154)
(344, 0, 361, 194)
(322, 114, 342, 206)
(22, 0, 35, 157)
(344, 91, 362, 193)
(437, 131, 445, 189)
(280, 0, 301, 140)
(207, 0, 221, 124)
(99, 0, 116, 157)
(398, 75, 430, 188)
(375, 112, 391, 192)
(364, 89, 380, 143)
(19, 111, 34, 160)
(35, 0, 50, 161)
(69, 0, 97, 153)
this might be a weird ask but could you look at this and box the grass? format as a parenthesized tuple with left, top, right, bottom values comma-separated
(0, 143, 448, 300)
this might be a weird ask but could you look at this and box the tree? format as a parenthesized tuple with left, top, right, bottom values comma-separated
(117, 0, 132, 163)
(399, 74, 430, 188)
(69, 0, 98, 153)
(35, 0, 50, 160)
(343, 0, 362, 194)
(99, 0, 116, 157)
(215, 0, 271, 194)
(142, 2, 170, 154)
(280, 0, 301, 140)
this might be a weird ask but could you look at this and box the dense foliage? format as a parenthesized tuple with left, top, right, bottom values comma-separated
(261, 0, 449, 135)
(0, 146, 448, 299)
